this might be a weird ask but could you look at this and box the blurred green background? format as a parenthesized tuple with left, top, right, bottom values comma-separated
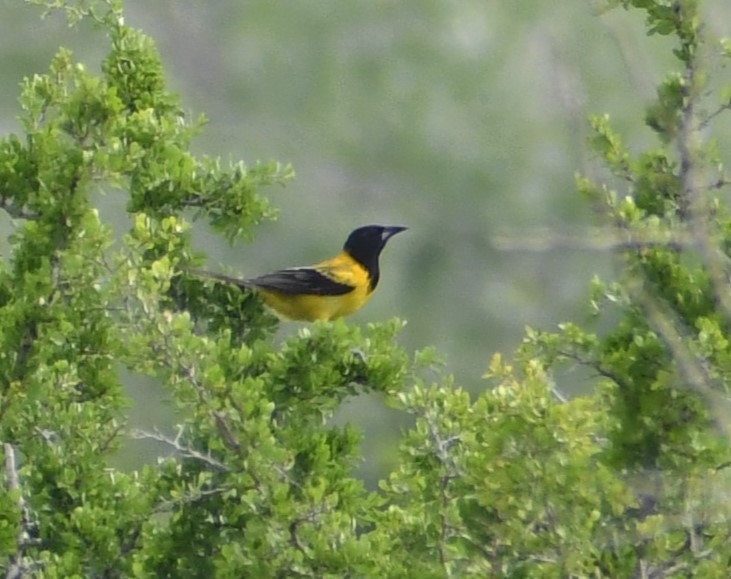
(2, 0, 730, 482)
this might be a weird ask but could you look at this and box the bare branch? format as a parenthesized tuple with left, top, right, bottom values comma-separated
(130, 427, 229, 472)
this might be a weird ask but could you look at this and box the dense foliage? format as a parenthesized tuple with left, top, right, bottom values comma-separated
(1, 0, 731, 576)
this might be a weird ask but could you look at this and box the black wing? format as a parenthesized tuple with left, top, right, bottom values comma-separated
(247, 267, 354, 296)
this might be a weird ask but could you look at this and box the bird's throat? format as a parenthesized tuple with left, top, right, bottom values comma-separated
(346, 249, 380, 292)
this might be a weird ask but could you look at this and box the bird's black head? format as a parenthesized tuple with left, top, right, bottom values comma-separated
(343, 225, 407, 290)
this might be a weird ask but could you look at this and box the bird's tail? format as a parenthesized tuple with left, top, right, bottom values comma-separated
(188, 268, 253, 289)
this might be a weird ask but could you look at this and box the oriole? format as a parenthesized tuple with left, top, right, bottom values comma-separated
(194, 225, 407, 321)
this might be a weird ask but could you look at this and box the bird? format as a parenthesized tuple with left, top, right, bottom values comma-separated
(192, 224, 407, 321)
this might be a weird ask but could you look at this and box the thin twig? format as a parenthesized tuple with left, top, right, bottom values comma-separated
(698, 102, 731, 130)
(556, 349, 633, 392)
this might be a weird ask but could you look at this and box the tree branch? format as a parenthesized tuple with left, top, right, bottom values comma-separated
(130, 427, 229, 472)
(0, 197, 39, 221)
(676, 33, 731, 326)
(492, 227, 692, 253)
(3, 443, 41, 579)
(626, 278, 731, 443)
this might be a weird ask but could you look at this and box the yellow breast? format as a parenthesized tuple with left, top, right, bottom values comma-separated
(258, 288, 370, 321)
(258, 253, 374, 321)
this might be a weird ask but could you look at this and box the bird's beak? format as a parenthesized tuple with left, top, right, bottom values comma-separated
(381, 226, 408, 242)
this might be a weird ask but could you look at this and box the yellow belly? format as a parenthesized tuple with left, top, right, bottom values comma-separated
(259, 286, 373, 321)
